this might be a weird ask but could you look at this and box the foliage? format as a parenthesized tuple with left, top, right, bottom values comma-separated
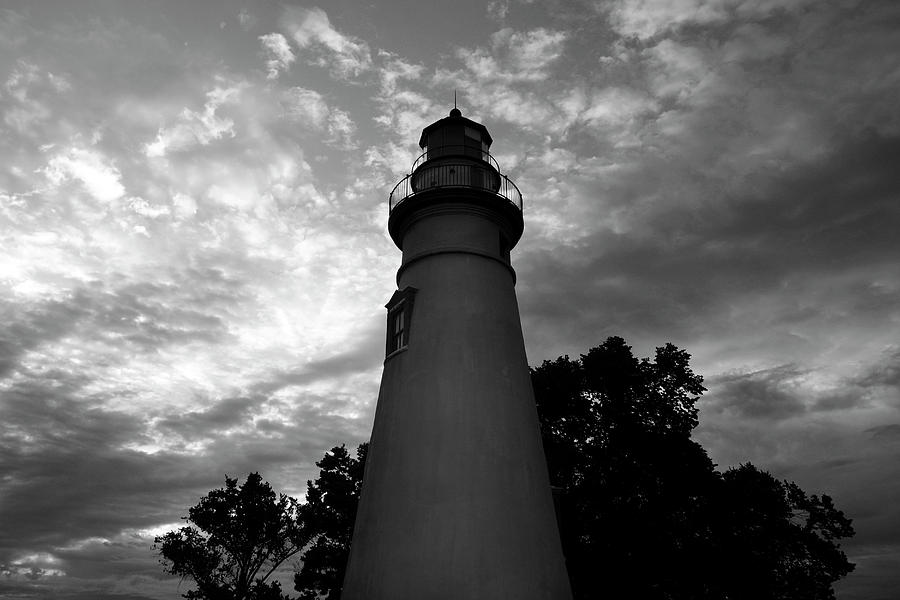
(155, 473, 307, 600)
(159, 337, 854, 600)
(293, 443, 368, 600)
(532, 336, 855, 600)
(715, 464, 856, 600)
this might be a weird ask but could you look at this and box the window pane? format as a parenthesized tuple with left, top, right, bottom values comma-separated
(386, 291, 415, 356)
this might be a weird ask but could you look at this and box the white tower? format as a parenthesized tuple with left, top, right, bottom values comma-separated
(342, 108, 572, 600)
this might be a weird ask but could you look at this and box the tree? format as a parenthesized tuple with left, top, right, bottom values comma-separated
(714, 464, 855, 600)
(169, 338, 852, 599)
(155, 473, 308, 600)
(532, 336, 855, 600)
(534, 338, 721, 598)
(293, 443, 367, 600)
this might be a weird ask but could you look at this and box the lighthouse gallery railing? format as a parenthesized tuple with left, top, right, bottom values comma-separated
(389, 149, 523, 213)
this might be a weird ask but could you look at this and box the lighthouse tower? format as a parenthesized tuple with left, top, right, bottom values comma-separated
(342, 109, 572, 600)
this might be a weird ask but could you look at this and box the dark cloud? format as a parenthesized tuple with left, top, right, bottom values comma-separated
(0, 267, 247, 383)
(155, 395, 257, 438)
(709, 133, 900, 276)
(699, 346, 900, 436)
(0, 374, 198, 554)
(250, 320, 386, 396)
(0, 382, 194, 599)
(813, 391, 866, 412)
(866, 424, 900, 440)
(0, 362, 370, 598)
(835, 548, 900, 600)
(96, 267, 252, 351)
(855, 348, 900, 393)
(706, 365, 808, 420)
(0, 296, 90, 377)
(694, 349, 900, 600)
(518, 132, 900, 366)
(0, 574, 173, 600)
(795, 444, 900, 600)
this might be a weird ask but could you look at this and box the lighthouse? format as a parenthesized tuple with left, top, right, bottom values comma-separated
(341, 108, 572, 600)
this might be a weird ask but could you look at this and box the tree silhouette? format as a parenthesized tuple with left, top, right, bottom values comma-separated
(713, 463, 856, 600)
(155, 473, 307, 600)
(293, 443, 367, 600)
(159, 338, 854, 600)
(532, 336, 855, 600)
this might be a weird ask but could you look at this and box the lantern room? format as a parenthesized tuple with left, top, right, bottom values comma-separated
(418, 107, 493, 163)
(387, 108, 522, 218)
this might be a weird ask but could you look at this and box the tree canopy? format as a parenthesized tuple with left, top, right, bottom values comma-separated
(157, 337, 855, 600)
(532, 336, 855, 600)
(155, 472, 307, 600)
(293, 443, 367, 600)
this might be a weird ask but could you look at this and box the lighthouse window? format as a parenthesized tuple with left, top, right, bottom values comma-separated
(389, 307, 405, 352)
(385, 287, 417, 357)
(464, 127, 483, 161)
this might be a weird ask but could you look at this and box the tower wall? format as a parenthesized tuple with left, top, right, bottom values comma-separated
(342, 194, 572, 600)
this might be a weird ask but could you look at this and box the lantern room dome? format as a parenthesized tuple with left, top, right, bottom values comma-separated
(418, 108, 493, 150)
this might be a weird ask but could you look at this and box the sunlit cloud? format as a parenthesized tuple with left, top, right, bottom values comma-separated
(42, 146, 126, 203)
(144, 83, 243, 158)
(480, 27, 568, 82)
(259, 32, 295, 80)
(2, 551, 67, 579)
(3, 61, 68, 136)
(606, 0, 817, 39)
(376, 50, 425, 95)
(281, 6, 372, 78)
(281, 87, 357, 148)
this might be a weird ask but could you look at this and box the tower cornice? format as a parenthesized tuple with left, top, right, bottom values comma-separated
(387, 187, 524, 251)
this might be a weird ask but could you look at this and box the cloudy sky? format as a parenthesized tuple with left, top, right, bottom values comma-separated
(1, 0, 898, 598)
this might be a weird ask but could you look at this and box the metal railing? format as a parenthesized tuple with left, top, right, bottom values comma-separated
(389, 162, 523, 213)
(410, 145, 502, 174)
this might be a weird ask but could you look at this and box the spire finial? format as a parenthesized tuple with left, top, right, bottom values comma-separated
(450, 90, 462, 117)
